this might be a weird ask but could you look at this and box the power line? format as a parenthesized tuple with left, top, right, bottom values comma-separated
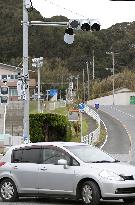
(43, 0, 88, 19)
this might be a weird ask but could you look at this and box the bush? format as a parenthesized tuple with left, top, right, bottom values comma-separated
(30, 113, 72, 142)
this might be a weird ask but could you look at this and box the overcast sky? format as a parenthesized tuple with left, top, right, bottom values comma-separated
(31, 0, 135, 29)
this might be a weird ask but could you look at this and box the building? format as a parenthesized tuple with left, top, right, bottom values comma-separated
(0, 63, 36, 101)
(0, 63, 37, 139)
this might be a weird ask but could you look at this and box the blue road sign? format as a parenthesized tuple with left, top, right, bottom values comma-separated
(79, 103, 85, 111)
(50, 89, 58, 97)
(95, 103, 99, 109)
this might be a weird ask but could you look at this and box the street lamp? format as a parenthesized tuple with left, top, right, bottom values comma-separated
(32, 57, 43, 113)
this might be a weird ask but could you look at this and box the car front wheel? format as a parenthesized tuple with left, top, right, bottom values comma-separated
(81, 180, 100, 205)
(0, 178, 18, 202)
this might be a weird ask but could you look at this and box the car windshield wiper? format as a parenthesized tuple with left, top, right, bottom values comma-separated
(91, 160, 118, 163)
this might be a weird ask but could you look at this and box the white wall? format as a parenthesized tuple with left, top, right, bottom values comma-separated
(87, 92, 135, 106)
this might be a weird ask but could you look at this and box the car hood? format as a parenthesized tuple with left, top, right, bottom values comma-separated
(86, 162, 135, 176)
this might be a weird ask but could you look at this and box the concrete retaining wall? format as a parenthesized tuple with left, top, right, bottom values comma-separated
(88, 92, 135, 106)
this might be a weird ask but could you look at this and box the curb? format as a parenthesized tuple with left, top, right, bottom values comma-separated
(100, 119, 108, 149)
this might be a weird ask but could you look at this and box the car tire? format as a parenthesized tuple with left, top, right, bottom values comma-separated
(0, 178, 18, 202)
(123, 198, 135, 203)
(81, 180, 100, 205)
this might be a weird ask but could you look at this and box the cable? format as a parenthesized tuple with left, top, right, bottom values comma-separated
(43, 0, 88, 19)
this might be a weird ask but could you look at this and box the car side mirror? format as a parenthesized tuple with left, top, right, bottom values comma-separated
(58, 159, 68, 169)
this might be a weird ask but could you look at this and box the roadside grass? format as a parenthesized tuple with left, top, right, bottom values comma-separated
(29, 101, 38, 114)
(94, 122, 107, 148)
(46, 107, 68, 116)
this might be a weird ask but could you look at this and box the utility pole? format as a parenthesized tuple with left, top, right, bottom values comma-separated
(23, 0, 29, 143)
(106, 51, 118, 106)
(75, 75, 79, 99)
(112, 52, 115, 106)
(86, 61, 90, 100)
(92, 50, 95, 80)
(38, 66, 40, 112)
(83, 69, 85, 101)
(32, 57, 43, 113)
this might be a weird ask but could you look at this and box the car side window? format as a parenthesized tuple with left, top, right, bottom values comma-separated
(72, 158, 80, 166)
(12, 147, 41, 163)
(42, 147, 70, 165)
(12, 149, 22, 163)
(21, 148, 41, 163)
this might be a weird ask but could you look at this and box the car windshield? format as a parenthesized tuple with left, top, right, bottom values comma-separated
(65, 145, 117, 163)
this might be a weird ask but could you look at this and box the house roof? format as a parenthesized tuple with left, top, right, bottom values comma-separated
(0, 63, 21, 72)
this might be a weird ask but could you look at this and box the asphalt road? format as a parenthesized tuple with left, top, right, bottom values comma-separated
(0, 197, 132, 205)
(91, 107, 130, 162)
(99, 105, 135, 164)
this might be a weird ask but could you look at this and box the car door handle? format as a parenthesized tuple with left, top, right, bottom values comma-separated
(12, 165, 18, 169)
(40, 167, 47, 171)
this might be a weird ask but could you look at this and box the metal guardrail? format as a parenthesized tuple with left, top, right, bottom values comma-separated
(81, 105, 100, 144)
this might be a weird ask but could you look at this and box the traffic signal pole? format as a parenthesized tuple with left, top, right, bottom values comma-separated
(23, 0, 29, 143)
(22, 0, 100, 143)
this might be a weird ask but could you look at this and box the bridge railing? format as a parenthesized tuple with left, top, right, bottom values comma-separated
(81, 105, 100, 144)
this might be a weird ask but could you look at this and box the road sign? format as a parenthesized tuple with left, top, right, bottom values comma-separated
(68, 109, 80, 121)
(79, 103, 85, 112)
(50, 89, 58, 97)
(95, 103, 99, 110)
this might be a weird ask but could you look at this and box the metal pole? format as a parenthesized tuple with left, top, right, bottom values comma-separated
(76, 77, 79, 92)
(23, 0, 29, 143)
(80, 112, 83, 142)
(83, 69, 85, 101)
(86, 61, 90, 100)
(3, 104, 6, 134)
(37, 66, 40, 112)
(112, 52, 115, 106)
(92, 50, 95, 80)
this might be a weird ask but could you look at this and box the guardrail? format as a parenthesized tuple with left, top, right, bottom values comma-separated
(81, 105, 100, 145)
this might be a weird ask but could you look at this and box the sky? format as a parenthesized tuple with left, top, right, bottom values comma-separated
(31, 0, 135, 29)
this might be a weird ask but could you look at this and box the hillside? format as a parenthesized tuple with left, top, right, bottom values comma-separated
(0, 0, 135, 80)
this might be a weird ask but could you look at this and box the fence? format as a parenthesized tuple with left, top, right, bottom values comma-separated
(81, 105, 100, 145)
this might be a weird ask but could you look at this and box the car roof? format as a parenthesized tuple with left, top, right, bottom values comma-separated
(8, 141, 87, 150)
(1, 142, 90, 163)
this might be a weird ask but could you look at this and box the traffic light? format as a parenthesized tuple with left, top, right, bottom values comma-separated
(1, 96, 8, 104)
(68, 19, 100, 31)
(64, 19, 100, 44)
(0, 86, 9, 104)
(1, 86, 8, 95)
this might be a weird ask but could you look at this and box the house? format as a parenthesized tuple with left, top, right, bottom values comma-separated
(0, 63, 36, 101)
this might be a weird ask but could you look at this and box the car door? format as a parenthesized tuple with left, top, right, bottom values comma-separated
(38, 146, 78, 195)
(11, 146, 41, 193)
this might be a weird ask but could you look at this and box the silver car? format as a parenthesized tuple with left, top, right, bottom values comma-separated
(0, 142, 135, 205)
